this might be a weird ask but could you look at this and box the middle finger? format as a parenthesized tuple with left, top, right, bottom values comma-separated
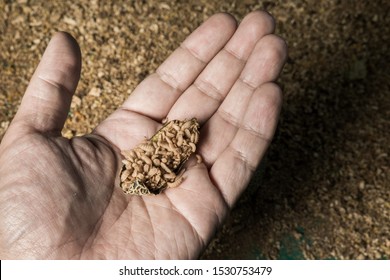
(166, 11, 275, 123)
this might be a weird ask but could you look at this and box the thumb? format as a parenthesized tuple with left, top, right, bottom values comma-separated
(9, 32, 81, 137)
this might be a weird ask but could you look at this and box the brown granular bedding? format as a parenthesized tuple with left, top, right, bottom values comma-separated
(1, 0, 389, 259)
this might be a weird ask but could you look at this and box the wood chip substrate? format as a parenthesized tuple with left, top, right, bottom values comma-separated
(1, 0, 389, 260)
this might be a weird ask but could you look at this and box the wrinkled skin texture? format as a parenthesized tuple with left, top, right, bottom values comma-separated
(0, 11, 286, 259)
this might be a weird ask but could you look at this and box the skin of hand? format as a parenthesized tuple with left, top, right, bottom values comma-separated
(0, 11, 286, 259)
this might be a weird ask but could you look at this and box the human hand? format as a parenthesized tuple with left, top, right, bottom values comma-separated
(0, 11, 286, 259)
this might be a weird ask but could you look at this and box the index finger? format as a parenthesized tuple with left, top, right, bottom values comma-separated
(119, 13, 237, 121)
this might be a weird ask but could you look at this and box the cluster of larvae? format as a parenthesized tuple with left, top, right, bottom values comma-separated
(120, 118, 200, 195)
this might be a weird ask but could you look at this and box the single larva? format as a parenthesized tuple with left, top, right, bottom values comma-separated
(139, 143, 155, 154)
(167, 176, 184, 188)
(196, 154, 203, 164)
(160, 161, 173, 174)
(189, 142, 196, 153)
(140, 154, 152, 165)
(119, 118, 200, 195)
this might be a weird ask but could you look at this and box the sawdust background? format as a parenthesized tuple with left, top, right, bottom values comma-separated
(0, 0, 389, 259)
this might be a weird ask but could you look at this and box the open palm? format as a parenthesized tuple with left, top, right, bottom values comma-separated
(0, 12, 286, 259)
